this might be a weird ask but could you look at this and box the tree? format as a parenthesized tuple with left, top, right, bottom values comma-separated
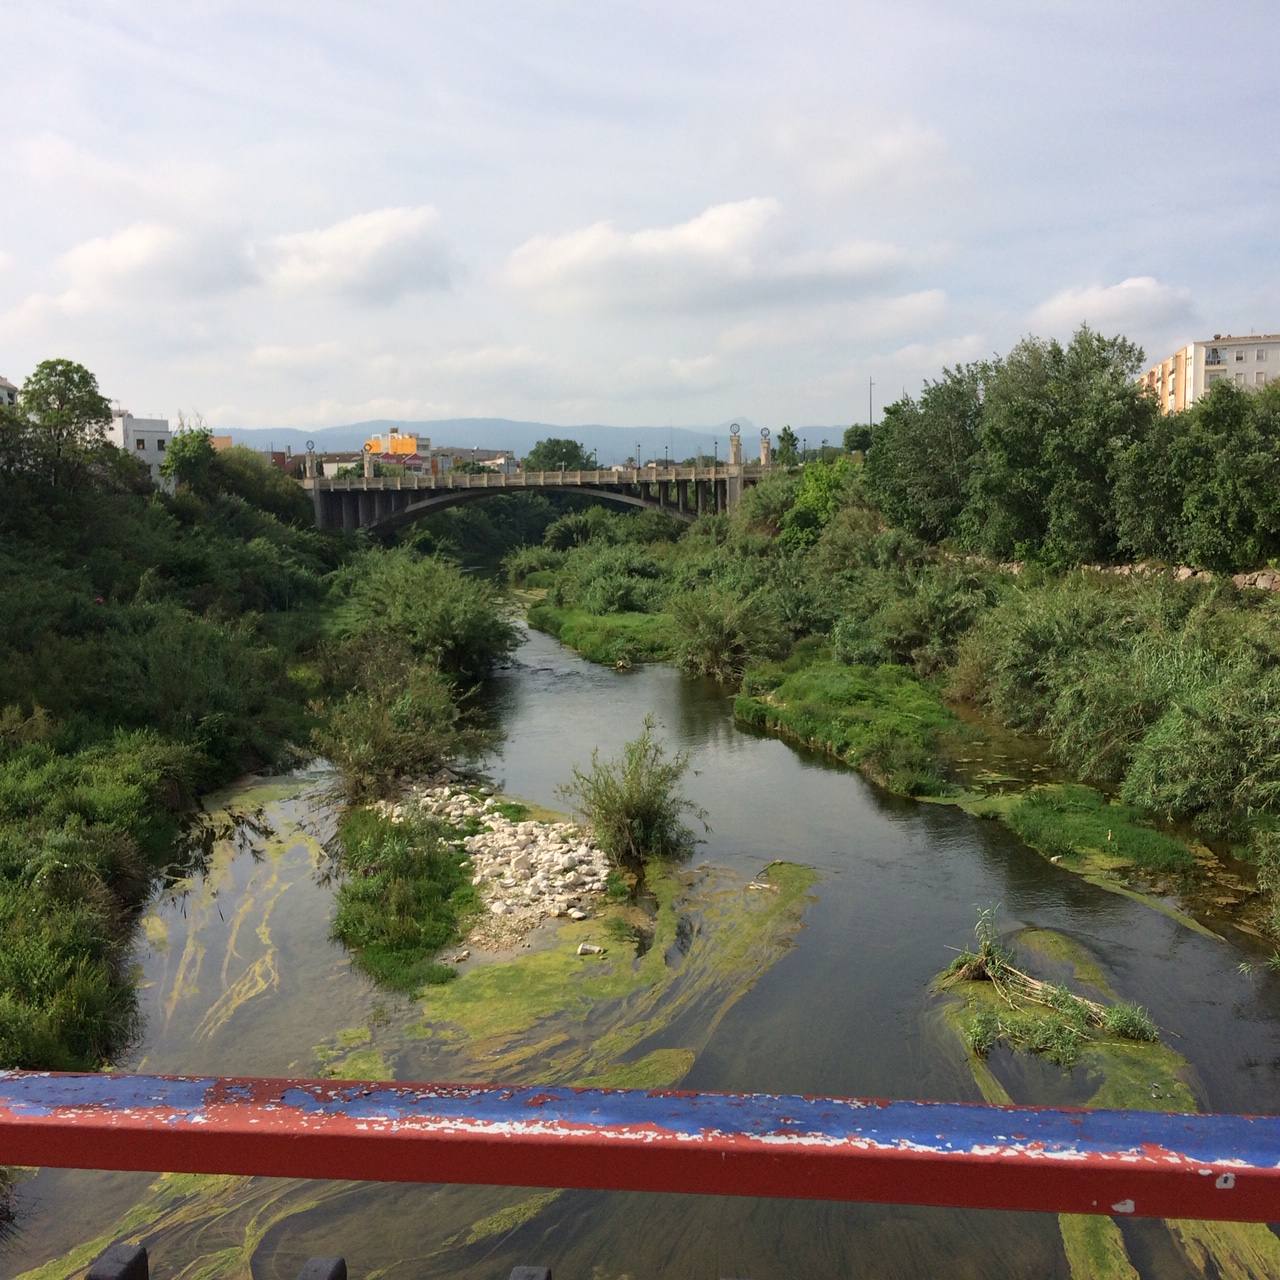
(19, 359, 112, 485)
(775, 426, 799, 466)
(161, 416, 216, 492)
(864, 366, 988, 543)
(843, 424, 872, 453)
(962, 327, 1150, 565)
(524, 438, 592, 471)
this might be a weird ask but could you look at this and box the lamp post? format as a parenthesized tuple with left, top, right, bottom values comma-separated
(663, 445, 669, 470)
(713, 440, 718, 468)
(636, 442, 641, 472)
(822, 437, 828, 461)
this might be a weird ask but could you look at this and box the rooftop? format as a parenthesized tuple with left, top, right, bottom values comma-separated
(0, 375, 17, 392)
(1203, 334, 1280, 344)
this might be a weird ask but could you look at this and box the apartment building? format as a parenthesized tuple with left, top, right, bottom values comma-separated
(105, 409, 174, 492)
(0, 375, 17, 408)
(1139, 333, 1278, 414)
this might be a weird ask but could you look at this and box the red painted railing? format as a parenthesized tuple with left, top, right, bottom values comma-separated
(2, 1070, 1280, 1223)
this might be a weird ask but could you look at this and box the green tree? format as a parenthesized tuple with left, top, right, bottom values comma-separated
(843, 424, 872, 453)
(161, 419, 216, 492)
(865, 365, 988, 542)
(963, 327, 1149, 564)
(524, 437, 592, 470)
(19, 359, 113, 486)
(775, 426, 799, 466)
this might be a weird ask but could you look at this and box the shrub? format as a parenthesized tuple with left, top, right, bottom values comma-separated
(325, 547, 517, 684)
(670, 587, 788, 686)
(560, 717, 707, 872)
(314, 662, 490, 802)
(505, 545, 566, 583)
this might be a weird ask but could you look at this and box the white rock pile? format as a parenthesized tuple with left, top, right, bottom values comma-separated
(393, 783, 613, 948)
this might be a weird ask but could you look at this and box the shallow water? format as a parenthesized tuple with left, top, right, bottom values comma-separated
(7, 624, 1280, 1278)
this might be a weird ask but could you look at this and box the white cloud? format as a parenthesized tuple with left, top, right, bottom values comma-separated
(257, 207, 454, 302)
(0, 251, 12, 273)
(1030, 276, 1193, 336)
(507, 199, 911, 312)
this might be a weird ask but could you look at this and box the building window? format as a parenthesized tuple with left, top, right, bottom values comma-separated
(136, 438, 146, 450)
(1259, 349, 1268, 361)
(1236, 372, 1246, 385)
(1236, 350, 1246, 362)
(1258, 373, 1268, 387)
(156, 438, 166, 451)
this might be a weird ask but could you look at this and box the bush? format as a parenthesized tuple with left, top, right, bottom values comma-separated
(670, 587, 788, 686)
(325, 547, 517, 684)
(505, 545, 566, 584)
(314, 662, 490, 803)
(560, 717, 707, 872)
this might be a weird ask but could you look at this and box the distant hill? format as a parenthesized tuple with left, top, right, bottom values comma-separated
(214, 417, 823, 465)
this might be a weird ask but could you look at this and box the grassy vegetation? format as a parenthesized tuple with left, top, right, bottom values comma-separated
(526, 601, 676, 664)
(559, 717, 707, 873)
(330, 809, 479, 991)
(735, 654, 954, 795)
(0, 360, 516, 1077)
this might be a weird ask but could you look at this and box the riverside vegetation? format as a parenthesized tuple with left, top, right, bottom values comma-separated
(0, 360, 519, 1100)
(509, 325, 1280, 943)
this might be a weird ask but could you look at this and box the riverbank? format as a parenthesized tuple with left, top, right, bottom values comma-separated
(513, 494, 1280, 950)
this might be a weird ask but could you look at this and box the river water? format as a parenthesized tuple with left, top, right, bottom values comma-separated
(6, 623, 1280, 1278)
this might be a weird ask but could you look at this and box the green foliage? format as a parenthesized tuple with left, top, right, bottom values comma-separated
(866, 365, 987, 541)
(735, 657, 953, 795)
(331, 809, 478, 990)
(843, 423, 872, 453)
(526, 602, 676, 665)
(505, 545, 567, 583)
(161, 425, 216, 490)
(18, 358, 113, 486)
(325, 547, 517, 685)
(669, 586, 788, 685)
(1003, 785, 1194, 872)
(963, 328, 1151, 565)
(774, 425, 799, 466)
(207, 446, 313, 526)
(314, 663, 490, 803)
(560, 717, 707, 872)
(524, 437, 593, 471)
(1103, 1003, 1158, 1042)
(779, 457, 858, 549)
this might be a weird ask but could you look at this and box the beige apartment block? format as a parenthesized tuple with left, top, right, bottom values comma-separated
(1139, 333, 1279, 414)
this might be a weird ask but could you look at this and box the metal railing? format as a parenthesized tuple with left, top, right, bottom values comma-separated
(4, 1070, 1279, 1227)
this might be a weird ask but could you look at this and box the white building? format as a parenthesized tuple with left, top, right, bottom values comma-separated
(1139, 333, 1279, 415)
(0, 375, 16, 408)
(105, 410, 174, 492)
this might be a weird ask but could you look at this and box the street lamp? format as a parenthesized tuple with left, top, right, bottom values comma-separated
(663, 445, 669, 469)
(821, 437, 828, 460)
(636, 442, 641, 471)
(713, 439, 718, 467)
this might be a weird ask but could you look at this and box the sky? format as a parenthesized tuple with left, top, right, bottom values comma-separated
(2, 1, 1277, 430)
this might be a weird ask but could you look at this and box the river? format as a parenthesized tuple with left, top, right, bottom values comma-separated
(6, 623, 1280, 1278)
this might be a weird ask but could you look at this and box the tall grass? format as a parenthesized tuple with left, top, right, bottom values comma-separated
(560, 717, 707, 872)
(331, 809, 478, 991)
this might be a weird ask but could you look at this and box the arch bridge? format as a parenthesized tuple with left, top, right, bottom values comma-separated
(302, 464, 769, 532)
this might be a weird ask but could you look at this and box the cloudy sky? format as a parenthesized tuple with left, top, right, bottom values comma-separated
(2, 1, 1277, 429)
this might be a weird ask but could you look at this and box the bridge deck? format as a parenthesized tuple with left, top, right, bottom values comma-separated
(2, 1070, 1279, 1222)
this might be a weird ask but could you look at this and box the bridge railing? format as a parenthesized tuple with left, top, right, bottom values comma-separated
(2, 1070, 1279, 1224)
(302, 464, 767, 492)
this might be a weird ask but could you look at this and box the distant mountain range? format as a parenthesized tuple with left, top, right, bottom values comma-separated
(218, 417, 846, 464)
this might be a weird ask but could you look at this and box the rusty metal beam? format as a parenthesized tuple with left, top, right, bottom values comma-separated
(2, 1071, 1278, 1222)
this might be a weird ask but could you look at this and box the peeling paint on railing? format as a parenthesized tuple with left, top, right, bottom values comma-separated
(3, 1071, 1280, 1222)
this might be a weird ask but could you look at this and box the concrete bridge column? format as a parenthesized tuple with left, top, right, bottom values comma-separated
(341, 494, 356, 533)
(726, 472, 743, 511)
(696, 481, 705, 516)
(358, 492, 373, 527)
(678, 480, 688, 515)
